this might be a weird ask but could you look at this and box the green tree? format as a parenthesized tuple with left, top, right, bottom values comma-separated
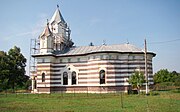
(0, 51, 10, 90)
(153, 69, 175, 84)
(128, 71, 145, 94)
(0, 46, 27, 91)
(174, 75, 180, 86)
(7, 46, 27, 91)
(171, 71, 179, 82)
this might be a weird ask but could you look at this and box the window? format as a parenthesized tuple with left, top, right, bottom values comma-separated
(109, 55, 111, 59)
(34, 76, 37, 89)
(42, 58, 45, 63)
(77, 58, 80, 62)
(63, 72, 68, 85)
(93, 56, 96, 59)
(42, 72, 45, 82)
(68, 58, 71, 62)
(100, 55, 103, 60)
(116, 55, 119, 59)
(60, 59, 62, 63)
(72, 71, 77, 85)
(99, 70, 105, 84)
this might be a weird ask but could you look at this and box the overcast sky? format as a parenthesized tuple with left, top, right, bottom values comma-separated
(0, 0, 180, 75)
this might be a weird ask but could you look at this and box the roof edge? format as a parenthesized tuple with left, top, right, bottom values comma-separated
(32, 51, 156, 58)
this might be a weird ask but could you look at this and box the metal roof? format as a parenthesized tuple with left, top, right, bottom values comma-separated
(57, 44, 146, 56)
(32, 43, 156, 57)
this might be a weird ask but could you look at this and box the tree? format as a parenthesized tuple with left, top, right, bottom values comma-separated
(0, 51, 10, 90)
(7, 46, 27, 91)
(153, 69, 176, 84)
(0, 46, 27, 91)
(128, 71, 145, 94)
(174, 75, 180, 86)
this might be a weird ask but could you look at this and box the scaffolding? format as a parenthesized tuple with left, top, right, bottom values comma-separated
(29, 38, 40, 77)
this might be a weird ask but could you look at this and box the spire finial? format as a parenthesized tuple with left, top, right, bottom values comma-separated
(57, 4, 59, 8)
(103, 40, 106, 45)
(47, 19, 49, 25)
(126, 39, 129, 44)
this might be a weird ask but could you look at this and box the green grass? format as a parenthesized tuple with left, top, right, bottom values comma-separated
(0, 91, 180, 112)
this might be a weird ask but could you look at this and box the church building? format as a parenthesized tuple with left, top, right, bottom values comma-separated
(31, 6, 156, 93)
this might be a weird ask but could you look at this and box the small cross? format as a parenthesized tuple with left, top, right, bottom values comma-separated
(57, 4, 59, 8)
(47, 19, 49, 25)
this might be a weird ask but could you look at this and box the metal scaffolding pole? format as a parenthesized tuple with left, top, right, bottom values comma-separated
(144, 39, 148, 95)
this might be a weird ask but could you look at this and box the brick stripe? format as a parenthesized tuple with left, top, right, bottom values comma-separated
(37, 82, 61, 84)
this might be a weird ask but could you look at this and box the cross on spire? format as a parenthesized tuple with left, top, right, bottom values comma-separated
(47, 19, 49, 25)
(57, 4, 59, 8)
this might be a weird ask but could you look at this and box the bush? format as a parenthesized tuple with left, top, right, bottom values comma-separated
(128, 89, 138, 94)
(149, 91, 160, 96)
(174, 76, 180, 86)
(171, 88, 180, 93)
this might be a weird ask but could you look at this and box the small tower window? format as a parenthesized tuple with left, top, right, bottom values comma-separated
(42, 72, 45, 82)
(63, 72, 68, 85)
(99, 70, 105, 84)
(72, 71, 77, 85)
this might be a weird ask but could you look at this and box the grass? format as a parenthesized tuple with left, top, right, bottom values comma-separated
(0, 91, 180, 112)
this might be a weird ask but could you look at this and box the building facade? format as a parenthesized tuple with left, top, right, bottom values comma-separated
(31, 7, 156, 93)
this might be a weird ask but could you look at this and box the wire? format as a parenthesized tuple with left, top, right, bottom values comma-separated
(147, 38, 180, 44)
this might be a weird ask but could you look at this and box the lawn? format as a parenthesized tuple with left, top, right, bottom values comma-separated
(0, 91, 180, 112)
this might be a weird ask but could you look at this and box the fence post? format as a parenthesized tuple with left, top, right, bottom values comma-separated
(15, 87, 17, 98)
(5, 89, 7, 97)
(87, 87, 88, 97)
(120, 92, 123, 108)
(38, 89, 39, 97)
(146, 97, 149, 112)
(61, 90, 63, 97)
(74, 87, 75, 97)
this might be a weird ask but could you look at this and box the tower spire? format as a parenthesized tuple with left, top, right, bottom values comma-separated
(49, 5, 65, 24)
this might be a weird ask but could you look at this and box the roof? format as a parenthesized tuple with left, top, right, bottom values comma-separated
(50, 8, 65, 24)
(58, 44, 144, 56)
(32, 44, 156, 57)
(33, 44, 156, 57)
(40, 23, 52, 37)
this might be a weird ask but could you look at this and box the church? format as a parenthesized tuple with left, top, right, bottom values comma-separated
(31, 6, 156, 93)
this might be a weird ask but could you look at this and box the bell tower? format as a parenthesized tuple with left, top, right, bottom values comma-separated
(49, 5, 73, 51)
(39, 5, 74, 54)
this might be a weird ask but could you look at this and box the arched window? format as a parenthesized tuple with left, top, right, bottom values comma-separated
(72, 71, 76, 85)
(63, 72, 68, 85)
(42, 73, 45, 82)
(99, 70, 105, 84)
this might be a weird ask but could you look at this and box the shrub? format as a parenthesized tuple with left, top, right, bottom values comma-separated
(149, 91, 160, 96)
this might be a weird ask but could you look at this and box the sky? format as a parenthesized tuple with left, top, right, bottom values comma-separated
(0, 0, 180, 75)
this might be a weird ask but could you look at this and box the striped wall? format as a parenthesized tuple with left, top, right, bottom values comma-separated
(32, 53, 154, 93)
